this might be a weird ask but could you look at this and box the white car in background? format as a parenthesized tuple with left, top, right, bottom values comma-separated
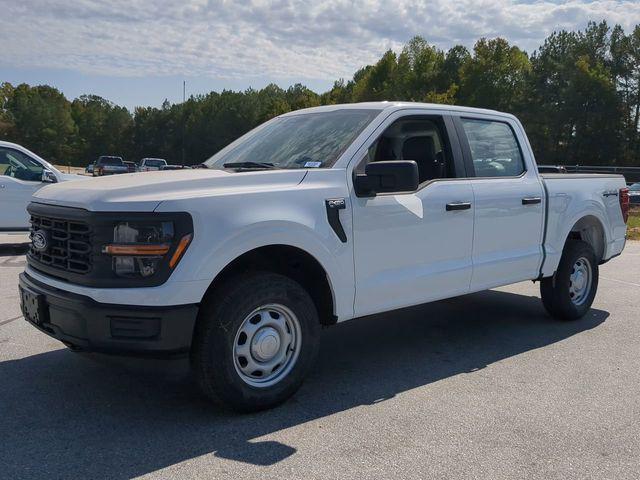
(138, 158, 167, 172)
(0, 141, 87, 232)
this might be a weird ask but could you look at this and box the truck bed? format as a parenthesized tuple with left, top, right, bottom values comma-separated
(539, 172, 627, 278)
(540, 173, 623, 180)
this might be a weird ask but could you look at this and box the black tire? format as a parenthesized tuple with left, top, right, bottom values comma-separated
(190, 272, 320, 412)
(540, 239, 598, 320)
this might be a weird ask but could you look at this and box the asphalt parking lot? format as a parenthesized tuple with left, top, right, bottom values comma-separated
(1, 243, 639, 480)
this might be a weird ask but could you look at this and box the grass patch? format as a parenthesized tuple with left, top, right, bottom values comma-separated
(628, 207, 640, 241)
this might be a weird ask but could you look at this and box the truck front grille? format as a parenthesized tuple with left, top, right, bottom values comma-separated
(28, 214, 92, 274)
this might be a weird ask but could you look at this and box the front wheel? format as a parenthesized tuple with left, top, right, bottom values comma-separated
(190, 272, 320, 412)
(540, 240, 599, 320)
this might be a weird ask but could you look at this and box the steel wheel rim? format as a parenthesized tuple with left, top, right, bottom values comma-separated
(233, 303, 301, 388)
(569, 256, 592, 306)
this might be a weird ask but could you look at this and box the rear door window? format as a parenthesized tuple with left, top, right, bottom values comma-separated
(460, 119, 525, 177)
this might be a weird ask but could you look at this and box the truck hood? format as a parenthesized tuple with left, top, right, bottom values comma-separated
(58, 173, 90, 182)
(33, 169, 308, 212)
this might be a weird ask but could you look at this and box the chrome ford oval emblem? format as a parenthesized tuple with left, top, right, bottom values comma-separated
(32, 230, 48, 251)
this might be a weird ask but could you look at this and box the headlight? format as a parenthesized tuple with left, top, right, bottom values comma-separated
(102, 220, 192, 278)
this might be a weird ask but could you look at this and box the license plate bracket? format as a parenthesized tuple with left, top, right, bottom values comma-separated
(20, 286, 49, 326)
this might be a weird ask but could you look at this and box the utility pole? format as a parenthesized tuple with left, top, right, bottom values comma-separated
(181, 80, 186, 167)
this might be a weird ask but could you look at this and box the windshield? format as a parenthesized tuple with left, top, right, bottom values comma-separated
(205, 109, 381, 170)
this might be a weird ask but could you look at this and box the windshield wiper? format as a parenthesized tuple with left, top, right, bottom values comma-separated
(223, 161, 278, 170)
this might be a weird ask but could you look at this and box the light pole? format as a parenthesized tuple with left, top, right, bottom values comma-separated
(181, 80, 186, 167)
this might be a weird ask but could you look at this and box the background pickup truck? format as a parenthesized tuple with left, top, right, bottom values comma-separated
(138, 157, 168, 172)
(20, 102, 629, 412)
(93, 156, 128, 176)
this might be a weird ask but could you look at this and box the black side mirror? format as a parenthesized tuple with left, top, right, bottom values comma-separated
(41, 169, 57, 183)
(354, 161, 419, 196)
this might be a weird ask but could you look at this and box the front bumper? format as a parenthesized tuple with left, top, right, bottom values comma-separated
(19, 272, 199, 356)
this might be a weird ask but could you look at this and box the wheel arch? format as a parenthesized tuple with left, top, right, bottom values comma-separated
(200, 244, 337, 326)
(566, 214, 607, 263)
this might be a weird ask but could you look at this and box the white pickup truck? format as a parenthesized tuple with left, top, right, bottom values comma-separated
(19, 102, 629, 411)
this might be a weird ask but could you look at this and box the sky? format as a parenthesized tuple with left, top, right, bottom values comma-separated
(1, 0, 639, 110)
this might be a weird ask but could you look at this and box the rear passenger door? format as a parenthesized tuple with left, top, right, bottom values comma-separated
(454, 115, 545, 290)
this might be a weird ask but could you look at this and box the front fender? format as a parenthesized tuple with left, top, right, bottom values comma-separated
(200, 222, 353, 319)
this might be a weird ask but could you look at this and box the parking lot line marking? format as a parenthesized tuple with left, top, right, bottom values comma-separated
(600, 276, 640, 288)
(0, 315, 22, 326)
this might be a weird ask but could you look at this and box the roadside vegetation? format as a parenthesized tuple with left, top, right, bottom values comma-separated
(628, 208, 640, 241)
(1, 21, 640, 169)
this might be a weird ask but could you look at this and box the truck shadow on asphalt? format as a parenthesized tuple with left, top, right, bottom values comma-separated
(0, 289, 608, 479)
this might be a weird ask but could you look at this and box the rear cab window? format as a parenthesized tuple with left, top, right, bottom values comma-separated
(99, 157, 124, 166)
(144, 159, 166, 167)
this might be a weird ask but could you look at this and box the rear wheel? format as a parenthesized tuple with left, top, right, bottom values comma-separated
(190, 272, 320, 412)
(540, 240, 598, 320)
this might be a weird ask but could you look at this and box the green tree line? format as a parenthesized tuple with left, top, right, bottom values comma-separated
(1, 21, 640, 167)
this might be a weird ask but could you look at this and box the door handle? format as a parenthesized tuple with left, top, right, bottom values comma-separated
(446, 202, 471, 211)
(522, 197, 541, 205)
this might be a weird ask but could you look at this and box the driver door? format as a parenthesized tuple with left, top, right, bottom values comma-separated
(0, 147, 46, 230)
(349, 111, 475, 317)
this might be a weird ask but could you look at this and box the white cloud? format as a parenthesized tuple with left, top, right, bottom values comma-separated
(1, 0, 639, 83)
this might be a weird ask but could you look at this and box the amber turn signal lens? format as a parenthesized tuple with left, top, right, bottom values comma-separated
(103, 244, 171, 256)
(169, 234, 193, 268)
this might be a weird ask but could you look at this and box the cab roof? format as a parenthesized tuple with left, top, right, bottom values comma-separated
(280, 101, 515, 120)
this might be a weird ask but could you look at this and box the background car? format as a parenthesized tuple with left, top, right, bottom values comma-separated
(0, 141, 87, 230)
(93, 156, 128, 176)
(138, 158, 168, 171)
(629, 182, 640, 205)
(124, 161, 137, 173)
(85, 163, 94, 175)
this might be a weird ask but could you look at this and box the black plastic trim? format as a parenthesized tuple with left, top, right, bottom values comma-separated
(446, 202, 472, 211)
(325, 198, 347, 242)
(19, 272, 198, 357)
(0, 227, 30, 232)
